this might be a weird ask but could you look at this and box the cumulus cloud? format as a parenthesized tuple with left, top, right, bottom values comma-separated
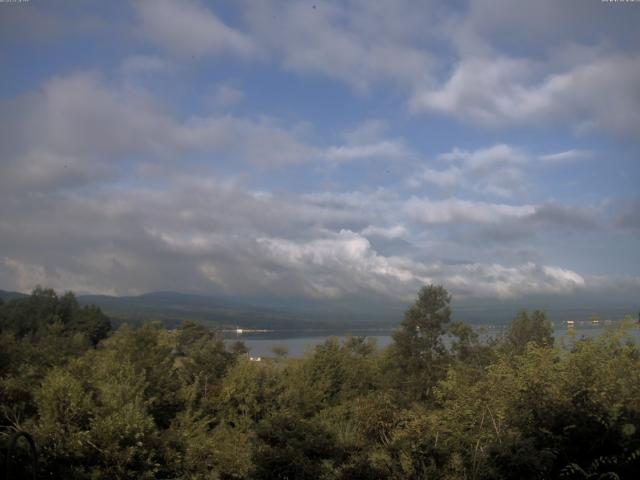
(461, 202, 602, 245)
(0, 71, 317, 194)
(0, 170, 631, 302)
(361, 225, 408, 240)
(194, 230, 590, 301)
(410, 144, 529, 197)
(410, 166, 464, 189)
(129, 0, 640, 137)
(0, 223, 593, 302)
(403, 195, 602, 251)
(1, 258, 49, 292)
(412, 54, 640, 137)
(529, 203, 599, 230)
(241, 0, 435, 91)
(410, 143, 596, 198)
(405, 197, 535, 225)
(1, 0, 637, 307)
(438, 144, 528, 169)
(133, 0, 255, 58)
(0, 257, 117, 296)
(322, 119, 411, 163)
(0, 150, 115, 193)
(324, 141, 409, 162)
(0, 70, 627, 303)
(440, 144, 528, 197)
(412, 0, 640, 136)
(217, 232, 594, 301)
(457, 0, 639, 56)
(440, 262, 586, 299)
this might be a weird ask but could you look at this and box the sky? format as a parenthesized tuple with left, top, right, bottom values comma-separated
(0, 0, 639, 311)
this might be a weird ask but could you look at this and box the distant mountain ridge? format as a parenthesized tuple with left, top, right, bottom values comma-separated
(75, 290, 405, 330)
(2, 288, 637, 330)
(1, 288, 401, 329)
(0, 289, 28, 301)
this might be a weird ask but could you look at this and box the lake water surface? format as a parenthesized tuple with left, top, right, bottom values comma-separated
(224, 323, 639, 358)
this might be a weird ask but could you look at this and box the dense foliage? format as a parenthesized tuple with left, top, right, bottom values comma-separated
(1, 286, 639, 479)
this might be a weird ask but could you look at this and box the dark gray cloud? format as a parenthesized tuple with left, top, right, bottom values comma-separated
(615, 198, 640, 231)
(446, 202, 602, 245)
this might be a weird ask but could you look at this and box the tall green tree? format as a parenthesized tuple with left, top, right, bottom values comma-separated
(0, 287, 111, 344)
(505, 309, 553, 354)
(389, 284, 452, 401)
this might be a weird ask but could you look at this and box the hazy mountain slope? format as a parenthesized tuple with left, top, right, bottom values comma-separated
(76, 291, 385, 330)
(0, 289, 28, 301)
(3, 287, 636, 330)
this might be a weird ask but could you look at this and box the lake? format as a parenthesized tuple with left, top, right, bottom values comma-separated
(224, 322, 639, 358)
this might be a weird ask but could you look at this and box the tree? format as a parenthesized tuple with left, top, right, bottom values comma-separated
(252, 412, 341, 480)
(70, 304, 111, 346)
(389, 284, 452, 400)
(505, 310, 553, 354)
(0, 288, 111, 344)
(174, 320, 236, 411)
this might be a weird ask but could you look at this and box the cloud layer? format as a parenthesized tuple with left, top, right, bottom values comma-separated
(0, 0, 638, 307)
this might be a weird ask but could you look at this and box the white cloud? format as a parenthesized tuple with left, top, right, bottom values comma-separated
(410, 166, 464, 189)
(342, 119, 390, 144)
(0, 150, 115, 192)
(411, 144, 529, 197)
(0, 71, 316, 191)
(540, 149, 593, 163)
(0, 257, 116, 295)
(411, 143, 597, 198)
(412, 53, 640, 137)
(442, 262, 586, 299)
(254, 231, 422, 298)
(1, 257, 48, 292)
(458, 0, 639, 56)
(322, 119, 410, 163)
(324, 140, 409, 162)
(126, 0, 640, 138)
(126, 1, 640, 138)
(242, 0, 435, 91)
(216, 231, 590, 300)
(405, 197, 535, 225)
(300, 189, 398, 222)
(175, 115, 318, 166)
(412, 55, 538, 124)
(133, 0, 255, 58)
(1, 1, 637, 305)
(361, 225, 408, 239)
(0, 172, 627, 301)
(439, 144, 528, 170)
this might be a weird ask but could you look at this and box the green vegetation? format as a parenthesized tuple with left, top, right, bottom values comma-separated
(1, 285, 639, 479)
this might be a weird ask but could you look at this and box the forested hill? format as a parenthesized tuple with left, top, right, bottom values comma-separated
(0, 289, 28, 301)
(1, 285, 639, 479)
(0, 287, 111, 346)
(2, 289, 383, 330)
(77, 291, 406, 330)
(1, 287, 637, 329)
(78, 291, 640, 327)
